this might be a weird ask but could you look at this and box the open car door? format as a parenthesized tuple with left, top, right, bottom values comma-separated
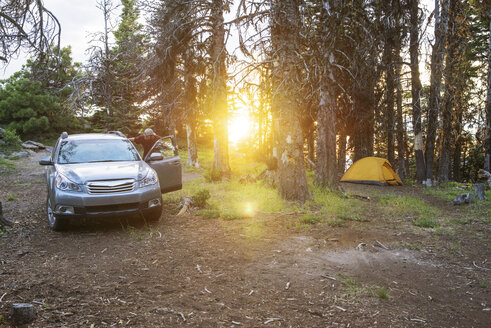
(144, 136, 182, 193)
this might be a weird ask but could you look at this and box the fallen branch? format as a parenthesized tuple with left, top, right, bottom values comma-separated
(375, 240, 389, 250)
(264, 318, 282, 324)
(0, 292, 6, 302)
(472, 261, 491, 271)
(356, 242, 367, 250)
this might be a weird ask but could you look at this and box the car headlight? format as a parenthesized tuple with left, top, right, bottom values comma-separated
(55, 173, 82, 192)
(139, 169, 158, 188)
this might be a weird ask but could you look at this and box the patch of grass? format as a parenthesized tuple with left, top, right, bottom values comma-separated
(34, 179, 42, 184)
(326, 218, 347, 227)
(164, 175, 288, 220)
(379, 194, 439, 227)
(479, 281, 487, 288)
(7, 193, 17, 201)
(221, 209, 244, 220)
(0, 157, 15, 170)
(339, 274, 367, 297)
(392, 242, 422, 251)
(423, 187, 462, 202)
(447, 217, 469, 225)
(126, 226, 145, 241)
(312, 187, 368, 222)
(402, 178, 416, 186)
(296, 221, 311, 232)
(196, 208, 220, 219)
(204, 168, 223, 182)
(413, 217, 439, 228)
(298, 214, 323, 225)
(374, 287, 390, 299)
(14, 181, 31, 188)
(404, 243, 421, 251)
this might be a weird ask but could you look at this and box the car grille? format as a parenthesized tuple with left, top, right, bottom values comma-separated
(87, 179, 135, 194)
(85, 203, 139, 213)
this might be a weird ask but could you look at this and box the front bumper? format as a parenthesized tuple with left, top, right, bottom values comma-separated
(50, 185, 162, 220)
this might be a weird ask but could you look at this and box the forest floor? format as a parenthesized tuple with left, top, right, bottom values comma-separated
(0, 150, 490, 327)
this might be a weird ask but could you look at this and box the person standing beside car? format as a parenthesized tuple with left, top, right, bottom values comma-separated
(129, 128, 161, 159)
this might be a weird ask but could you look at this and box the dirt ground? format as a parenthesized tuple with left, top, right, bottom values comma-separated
(0, 151, 490, 327)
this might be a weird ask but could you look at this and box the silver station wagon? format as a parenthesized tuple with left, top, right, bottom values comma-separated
(39, 132, 182, 230)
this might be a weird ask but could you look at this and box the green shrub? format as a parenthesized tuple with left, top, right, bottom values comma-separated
(192, 189, 211, 208)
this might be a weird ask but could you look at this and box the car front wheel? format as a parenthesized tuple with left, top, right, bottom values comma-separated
(46, 198, 66, 231)
(145, 206, 162, 223)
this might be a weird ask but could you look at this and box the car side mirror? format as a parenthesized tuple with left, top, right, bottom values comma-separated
(39, 157, 53, 165)
(148, 152, 163, 162)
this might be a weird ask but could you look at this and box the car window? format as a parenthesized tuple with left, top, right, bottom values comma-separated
(150, 138, 176, 159)
(58, 139, 140, 164)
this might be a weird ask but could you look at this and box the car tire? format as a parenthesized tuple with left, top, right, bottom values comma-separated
(145, 206, 162, 223)
(46, 198, 67, 231)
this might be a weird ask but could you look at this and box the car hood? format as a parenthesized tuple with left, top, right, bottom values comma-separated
(56, 161, 150, 184)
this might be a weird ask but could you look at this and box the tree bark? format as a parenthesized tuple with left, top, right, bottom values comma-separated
(425, 0, 449, 185)
(210, 0, 230, 176)
(186, 123, 198, 167)
(315, 84, 338, 189)
(484, 6, 491, 171)
(352, 86, 375, 161)
(409, 0, 426, 183)
(337, 131, 347, 174)
(439, 0, 457, 182)
(271, 0, 310, 202)
(382, 6, 396, 167)
(396, 58, 406, 179)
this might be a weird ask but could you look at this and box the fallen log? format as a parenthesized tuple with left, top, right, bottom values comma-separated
(453, 193, 474, 206)
(177, 197, 193, 216)
(474, 183, 487, 201)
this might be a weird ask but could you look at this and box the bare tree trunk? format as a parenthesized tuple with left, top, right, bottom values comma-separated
(315, 84, 338, 189)
(485, 7, 491, 171)
(186, 122, 198, 167)
(425, 0, 449, 185)
(439, 0, 457, 182)
(409, 0, 426, 183)
(210, 0, 230, 176)
(338, 131, 347, 174)
(396, 58, 406, 179)
(271, 0, 310, 202)
(352, 87, 375, 161)
(383, 33, 396, 166)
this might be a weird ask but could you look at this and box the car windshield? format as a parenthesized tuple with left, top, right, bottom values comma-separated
(58, 139, 140, 164)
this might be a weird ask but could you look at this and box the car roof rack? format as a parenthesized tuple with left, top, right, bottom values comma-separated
(107, 131, 126, 138)
(61, 132, 68, 139)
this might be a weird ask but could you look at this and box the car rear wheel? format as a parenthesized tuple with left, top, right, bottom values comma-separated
(47, 198, 66, 231)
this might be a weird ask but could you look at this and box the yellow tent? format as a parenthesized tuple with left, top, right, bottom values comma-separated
(340, 157, 402, 186)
